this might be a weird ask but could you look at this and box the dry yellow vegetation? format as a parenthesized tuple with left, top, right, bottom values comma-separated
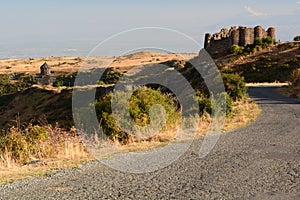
(0, 52, 196, 76)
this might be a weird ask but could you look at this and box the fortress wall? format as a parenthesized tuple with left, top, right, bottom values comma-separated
(205, 37, 232, 57)
(204, 33, 211, 49)
(204, 26, 276, 58)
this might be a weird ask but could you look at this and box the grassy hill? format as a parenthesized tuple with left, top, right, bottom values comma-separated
(0, 86, 73, 129)
(216, 42, 300, 83)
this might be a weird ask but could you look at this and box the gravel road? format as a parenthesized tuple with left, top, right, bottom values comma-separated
(0, 86, 299, 199)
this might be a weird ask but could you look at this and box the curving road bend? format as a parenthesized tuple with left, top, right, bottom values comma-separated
(0, 86, 299, 199)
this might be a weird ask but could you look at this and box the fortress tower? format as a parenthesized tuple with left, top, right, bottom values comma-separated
(254, 26, 264, 39)
(267, 27, 276, 40)
(231, 27, 239, 46)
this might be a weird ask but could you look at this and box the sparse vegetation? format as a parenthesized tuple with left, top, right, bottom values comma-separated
(100, 69, 123, 84)
(0, 74, 36, 96)
(53, 74, 75, 87)
(222, 42, 300, 83)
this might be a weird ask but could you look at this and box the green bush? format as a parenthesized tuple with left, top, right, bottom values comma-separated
(222, 73, 246, 100)
(195, 92, 212, 114)
(288, 43, 295, 48)
(282, 63, 291, 69)
(262, 36, 274, 45)
(195, 91, 232, 116)
(95, 87, 180, 142)
(53, 80, 63, 87)
(254, 38, 263, 46)
(230, 44, 243, 54)
(294, 36, 300, 41)
(225, 94, 233, 115)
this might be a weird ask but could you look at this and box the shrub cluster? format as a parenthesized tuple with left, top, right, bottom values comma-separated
(195, 73, 245, 117)
(92, 72, 246, 142)
(53, 69, 123, 87)
(94, 87, 180, 143)
(294, 36, 300, 41)
(195, 92, 232, 117)
(0, 125, 49, 163)
(0, 74, 36, 96)
(222, 73, 246, 100)
(229, 36, 275, 56)
(53, 74, 75, 87)
(0, 124, 84, 164)
(230, 44, 243, 54)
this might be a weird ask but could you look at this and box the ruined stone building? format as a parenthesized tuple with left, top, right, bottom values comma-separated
(36, 62, 56, 85)
(204, 26, 275, 57)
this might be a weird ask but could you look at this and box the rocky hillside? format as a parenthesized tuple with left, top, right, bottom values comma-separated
(216, 42, 300, 82)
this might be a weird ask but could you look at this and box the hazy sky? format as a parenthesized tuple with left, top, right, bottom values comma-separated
(1, 0, 300, 58)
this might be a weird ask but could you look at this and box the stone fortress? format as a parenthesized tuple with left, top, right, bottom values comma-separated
(204, 26, 276, 57)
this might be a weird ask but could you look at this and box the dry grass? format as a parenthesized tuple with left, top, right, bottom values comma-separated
(0, 125, 93, 184)
(116, 126, 180, 152)
(0, 56, 113, 76)
(223, 97, 261, 131)
(196, 97, 261, 136)
(0, 53, 197, 76)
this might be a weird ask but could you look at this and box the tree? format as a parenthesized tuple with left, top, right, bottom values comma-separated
(294, 36, 300, 41)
